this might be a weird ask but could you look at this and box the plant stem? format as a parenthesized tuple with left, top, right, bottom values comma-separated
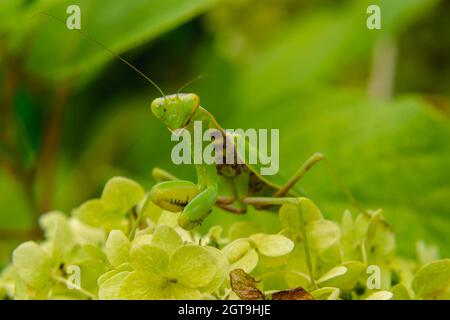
(128, 193, 152, 240)
(52, 275, 97, 300)
(38, 81, 72, 213)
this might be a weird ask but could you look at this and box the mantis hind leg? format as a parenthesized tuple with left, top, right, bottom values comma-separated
(275, 152, 365, 213)
(244, 196, 315, 288)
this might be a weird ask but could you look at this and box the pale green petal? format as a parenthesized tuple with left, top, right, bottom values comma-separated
(132, 234, 153, 247)
(119, 271, 164, 300)
(69, 218, 106, 246)
(101, 176, 145, 212)
(99, 271, 130, 300)
(279, 198, 323, 236)
(105, 230, 131, 267)
(98, 263, 132, 287)
(230, 249, 259, 274)
(317, 261, 365, 290)
(12, 242, 51, 289)
(299, 197, 323, 221)
(129, 243, 169, 274)
(208, 225, 223, 240)
(222, 239, 252, 264)
(157, 211, 180, 227)
(412, 259, 450, 299)
(279, 204, 300, 236)
(249, 233, 294, 257)
(365, 291, 393, 300)
(73, 199, 106, 227)
(200, 247, 229, 293)
(169, 285, 202, 300)
(317, 266, 348, 283)
(416, 240, 439, 265)
(286, 245, 317, 276)
(40, 211, 73, 261)
(392, 284, 411, 300)
(285, 271, 311, 288)
(311, 287, 340, 300)
(152, 225, 183, 255)
(169, 245, 217, 288)
(306, 220, 340, 250)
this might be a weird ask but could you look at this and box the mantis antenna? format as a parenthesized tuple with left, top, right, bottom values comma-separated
(177, 74, 207, 94)
(32, 12, 166, 98)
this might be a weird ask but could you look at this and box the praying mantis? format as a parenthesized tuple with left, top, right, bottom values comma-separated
(37, 12, 364, 284)
(147, 92, 363, 285)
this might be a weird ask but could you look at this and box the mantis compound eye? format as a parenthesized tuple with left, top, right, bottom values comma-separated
(151, 97, 170, 120)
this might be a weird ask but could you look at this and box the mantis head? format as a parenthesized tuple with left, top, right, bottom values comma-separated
(151, 93, 200, 130)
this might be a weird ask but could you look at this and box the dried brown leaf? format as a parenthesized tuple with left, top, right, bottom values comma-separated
(229, 268, 265, 300)
(271, 287, 314, 300)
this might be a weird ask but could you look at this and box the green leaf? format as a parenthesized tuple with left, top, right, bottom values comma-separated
(26, 0, 220, 81)
(129, 243, 169, 274)
(235, 0, 439, 109)
(168, 245, 217, 288)
(12, 242, 51, 289)
(152, 225, 183, 255)
(249, 234, 294, 257)
(412, 259, 450, 299)
(105, 230, 131, 267)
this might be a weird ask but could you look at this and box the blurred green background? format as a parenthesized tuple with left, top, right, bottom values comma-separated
(1, 0, 449, 267)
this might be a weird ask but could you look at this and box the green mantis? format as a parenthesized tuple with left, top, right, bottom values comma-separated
(37, 13, 363, 285)
(147, 92, 364, 286)
(149, 93, 361, 230)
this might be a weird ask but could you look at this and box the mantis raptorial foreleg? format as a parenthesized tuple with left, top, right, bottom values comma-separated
(151, 167, 239, 208)
(150, 180, 198, 212)
(243, 196, 316, 287)
(150, 178, 219, 230)
(178, 185, 218, 230)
